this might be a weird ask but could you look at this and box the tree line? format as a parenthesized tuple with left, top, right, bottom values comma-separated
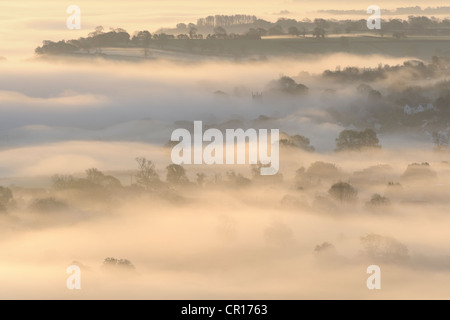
(35, 15, 450, 55)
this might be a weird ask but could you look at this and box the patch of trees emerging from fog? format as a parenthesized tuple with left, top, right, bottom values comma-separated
(35, 15, 450, 55)
(319, 57, 450, 137)
(0, 126, 426, 217)
(214, 58, 450, 143)
(0, 158, 441, 226)
(0, 141, 444, 264)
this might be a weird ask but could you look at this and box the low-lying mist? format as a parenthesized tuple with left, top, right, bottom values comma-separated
(0, 53, 450, 299)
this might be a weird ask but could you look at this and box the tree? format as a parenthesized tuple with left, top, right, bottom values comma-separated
(52, 174, 75, 189)
(313, 27, 326, 38)
(135, 157, 160, 189)
(314, 18, 329, 29)
(314, 242, 337, 255)
(245, 28, 262, 40)
(214, 26, 227, 39)
(329, 182, 358, 203)
(85, 168, 121, 188)
(89, 26, 104, 37)
(288, 26, 300, 36)
(154, 33, 169, 49)
(35, 40, 78, 55)
(301, 27, 307, 37)
(279, 133, 315, 151)
(367, 194, 390, 207)
(177, 34, 189, 40)
(368, 89, 382, 101)
(306, 161, 340, 179)
(86, 168, 104, 185)
(189, 26, 198, 39)
(166, 164, 189, 185)
(103, 257, 135, 271)
(335, 129, 381, 151)
(268, 25, 283, 35)
(77, 38, 92, 54)
(408, 16, 433, 30)
(360, 234, 408, 263)
(131, 30, 152, 48)
(401, 162, 437, 180)
(0, 187, 13, 212)
(267, 76, 309, 95)
(256, 27, 267, 36)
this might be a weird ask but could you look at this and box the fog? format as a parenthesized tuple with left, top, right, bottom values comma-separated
(0, 51, 450, 299)
(0, 54, 420, 144)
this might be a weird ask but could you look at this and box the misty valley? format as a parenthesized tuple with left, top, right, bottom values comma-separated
(1, 8, 450, 299)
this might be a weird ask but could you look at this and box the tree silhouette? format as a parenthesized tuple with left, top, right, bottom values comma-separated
(267, 76, 309, 95)
(313, 27, 326, 38)
(135, 157, 160, 189)
(103, 257, 135, 271)
(288, 26, 300, 36)
(86, 168, 104, 185)
(0, 187, 13, 212)
(268, 25, 284, 35)
(176, 23, 187, 30)
(131, 30, 152, 51)
(86, 168, 121, 188)
(279, 133, 315, 151)
(329, 182, 358, 203)
(166, 164, 189, 185)
(189, 26, 198, 39)
(367, 194, 390, 207)
(214, 26, 227, 39)
(335, 129, 381, 151)
(360, 234, 408, 263)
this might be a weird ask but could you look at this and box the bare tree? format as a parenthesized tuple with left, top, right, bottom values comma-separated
(135, 157, 160, 190)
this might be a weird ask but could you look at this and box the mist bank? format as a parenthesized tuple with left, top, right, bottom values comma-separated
(1, 54, 448, 153)
(0, 145, 450, 299)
